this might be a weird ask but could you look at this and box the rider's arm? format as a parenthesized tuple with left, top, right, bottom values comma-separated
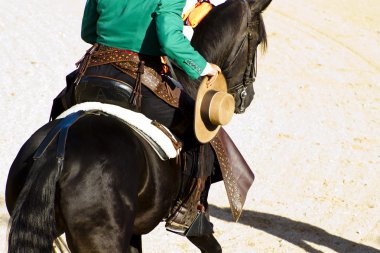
(81, 0, 99, 44)
(155, 0, 208, 80)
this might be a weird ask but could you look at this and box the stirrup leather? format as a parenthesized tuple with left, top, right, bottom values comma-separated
(165, 177, 212, 236)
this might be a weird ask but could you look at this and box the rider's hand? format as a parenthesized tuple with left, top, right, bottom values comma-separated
(201, 62, 221, 83)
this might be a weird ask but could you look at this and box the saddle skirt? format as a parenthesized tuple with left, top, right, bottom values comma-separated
(57, 102, 181, 160)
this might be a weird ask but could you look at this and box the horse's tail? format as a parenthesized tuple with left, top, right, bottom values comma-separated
(8, 150, 60, 253)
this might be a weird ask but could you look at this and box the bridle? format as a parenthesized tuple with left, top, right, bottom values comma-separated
(227, 1, 259, 113)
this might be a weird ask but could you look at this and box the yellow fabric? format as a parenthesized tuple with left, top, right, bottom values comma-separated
(182, 2, 213, 28)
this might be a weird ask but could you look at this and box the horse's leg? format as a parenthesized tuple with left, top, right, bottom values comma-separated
(60, 165, 140, 253)
(60, 171, 138, 253)
(59, 152, 142, 253)
(58, 119, 145, 252)
(187, 234, 222, 253)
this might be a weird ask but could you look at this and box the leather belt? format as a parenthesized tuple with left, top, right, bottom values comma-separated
(87, 44, 181, 108)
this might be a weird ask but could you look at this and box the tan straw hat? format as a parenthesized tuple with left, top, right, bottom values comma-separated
(194, 73, 235, 143)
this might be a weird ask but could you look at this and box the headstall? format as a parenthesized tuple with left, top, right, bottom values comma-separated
(228, 0, 259, 113)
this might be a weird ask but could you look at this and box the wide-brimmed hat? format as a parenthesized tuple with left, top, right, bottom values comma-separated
(194, 73, 235, 143)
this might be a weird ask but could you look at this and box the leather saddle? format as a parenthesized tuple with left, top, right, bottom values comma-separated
(75, 75, 134, 110)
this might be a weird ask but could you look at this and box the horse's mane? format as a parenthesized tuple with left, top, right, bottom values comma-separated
(193, 0, 267, 62)
(174, 0, 268, 97)
(192, 1, 246, 68)
(257, 12, 267, 53)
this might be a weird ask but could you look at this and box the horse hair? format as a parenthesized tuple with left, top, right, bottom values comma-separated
(174, 0, 268, 98)
(8, 148, 59, 253)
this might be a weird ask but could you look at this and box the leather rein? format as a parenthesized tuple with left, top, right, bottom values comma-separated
(227, 0, 258, 113)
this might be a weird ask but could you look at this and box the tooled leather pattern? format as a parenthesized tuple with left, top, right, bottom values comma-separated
(88, 46, 180, 108)
(210, 136, 243, 221)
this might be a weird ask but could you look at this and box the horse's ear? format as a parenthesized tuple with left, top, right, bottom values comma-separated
(250, 0, 272, 14)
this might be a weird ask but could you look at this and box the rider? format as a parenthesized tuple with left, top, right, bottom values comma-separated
(56, 1, 254, 249)
(75, 0, 221, 238)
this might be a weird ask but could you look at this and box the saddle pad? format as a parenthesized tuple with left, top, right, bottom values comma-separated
(57, 102, 180, 160)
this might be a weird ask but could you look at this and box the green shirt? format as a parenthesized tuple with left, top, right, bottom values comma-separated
(81, 0, 207, 79)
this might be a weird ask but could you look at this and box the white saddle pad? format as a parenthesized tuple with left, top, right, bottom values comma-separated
(57, 102, 180, 160)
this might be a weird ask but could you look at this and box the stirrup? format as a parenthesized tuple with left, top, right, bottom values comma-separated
(165, 200, 213, 236)
(165, 200, 198, 235)
(185, 210, 214, 237)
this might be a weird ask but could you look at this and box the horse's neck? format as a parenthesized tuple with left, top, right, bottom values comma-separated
(173, 0, 248, 97)
(172, 65, 200, 98)
(194, 1, 247, 59)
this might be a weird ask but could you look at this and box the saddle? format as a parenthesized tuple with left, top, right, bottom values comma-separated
(39, 102, 182, 163)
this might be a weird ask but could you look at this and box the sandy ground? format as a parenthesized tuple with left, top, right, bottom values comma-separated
(1, 0, 380, 252)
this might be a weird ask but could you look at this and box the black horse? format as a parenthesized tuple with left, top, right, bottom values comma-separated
(6, 0, 271, 252)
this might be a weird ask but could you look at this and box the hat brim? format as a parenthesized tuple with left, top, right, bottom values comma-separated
(194, 73, 228, 143)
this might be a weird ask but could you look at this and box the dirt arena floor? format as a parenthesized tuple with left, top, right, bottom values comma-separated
(1, 0, 379, 252)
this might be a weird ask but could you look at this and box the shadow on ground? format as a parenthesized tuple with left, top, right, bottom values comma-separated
(209, 205, 380, 253)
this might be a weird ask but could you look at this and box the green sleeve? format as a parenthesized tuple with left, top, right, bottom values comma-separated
(81, 0, 99, 44)
(155, 0, 207, 80)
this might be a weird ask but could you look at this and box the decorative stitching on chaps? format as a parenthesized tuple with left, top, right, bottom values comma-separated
(210, 137, 243, 221)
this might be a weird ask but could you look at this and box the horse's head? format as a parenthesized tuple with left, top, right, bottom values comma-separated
(191, 0, 271, 113)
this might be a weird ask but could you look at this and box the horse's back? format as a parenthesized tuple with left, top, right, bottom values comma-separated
(5, 115, 141, 211)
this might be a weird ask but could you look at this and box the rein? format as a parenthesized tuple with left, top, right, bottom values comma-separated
(227, 0, 258, 113)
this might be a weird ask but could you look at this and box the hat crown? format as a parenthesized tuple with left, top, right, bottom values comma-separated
(203, 91, 234, 125)
(195, 73, 235, 143)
